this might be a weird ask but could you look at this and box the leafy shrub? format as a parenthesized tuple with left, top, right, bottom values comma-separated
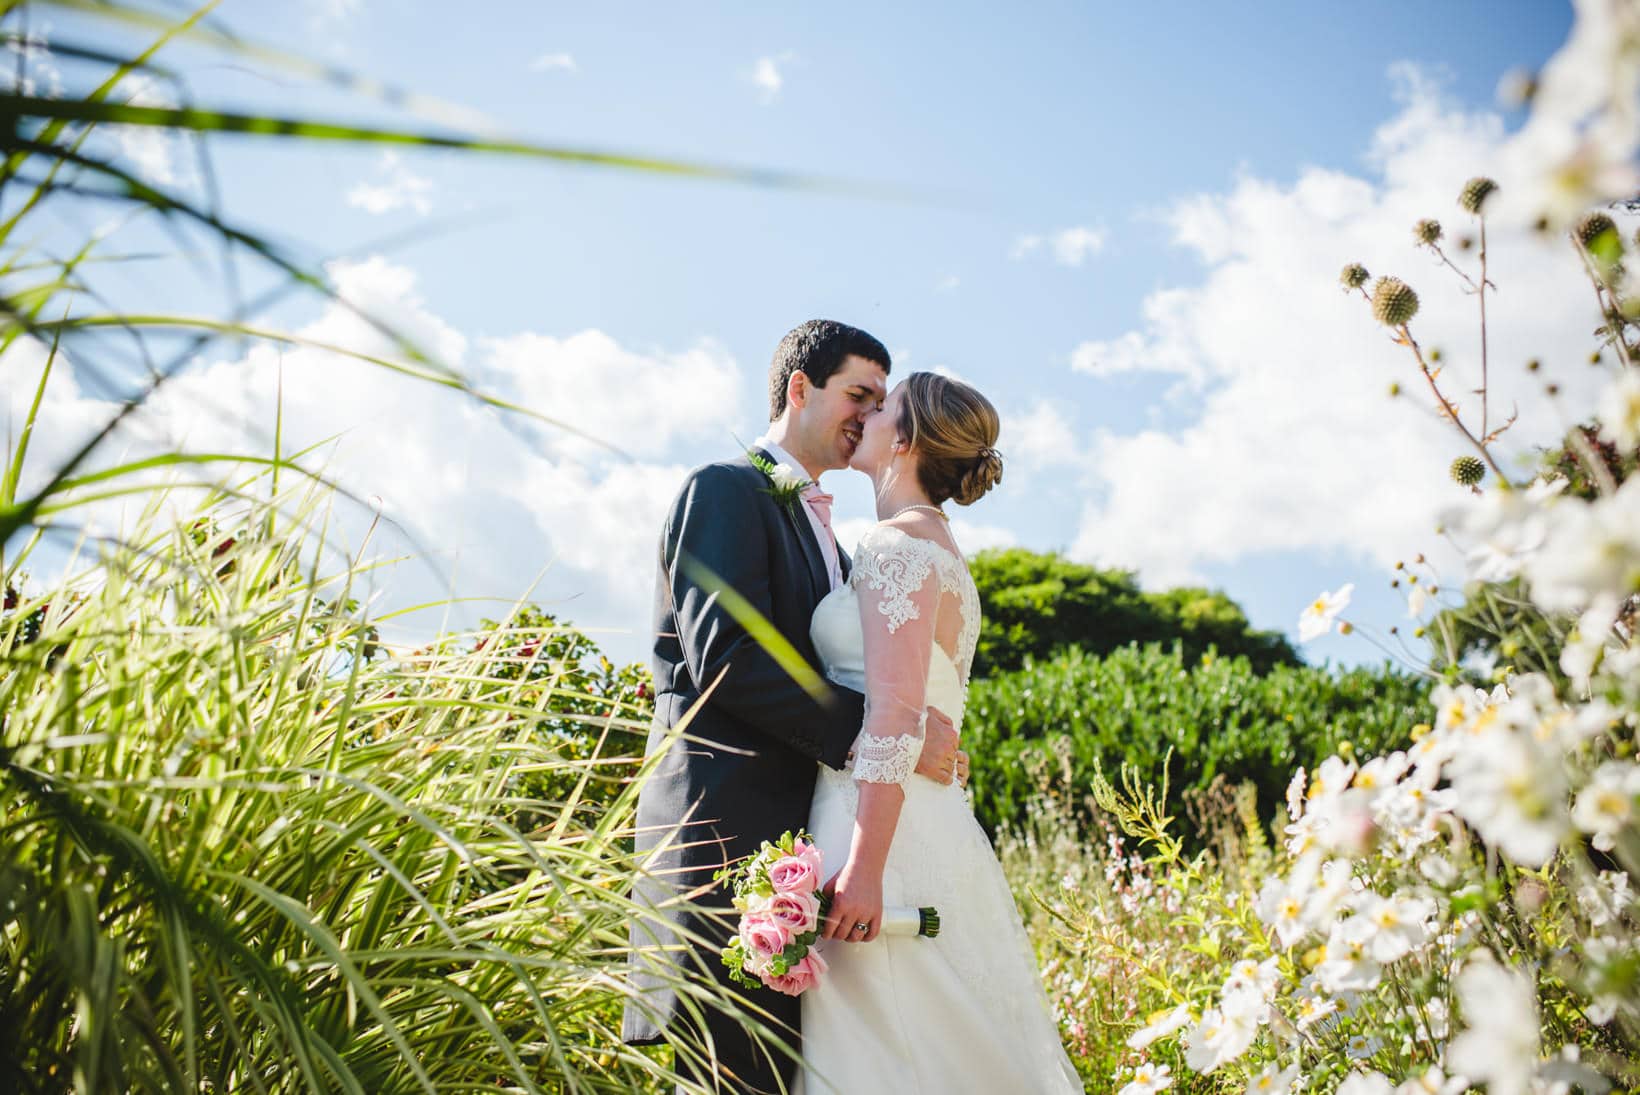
(970, 549, 1299, 678)
(963, 642, 1429, 840)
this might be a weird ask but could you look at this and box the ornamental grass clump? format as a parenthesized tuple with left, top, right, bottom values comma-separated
(0, 472, 741, 1091)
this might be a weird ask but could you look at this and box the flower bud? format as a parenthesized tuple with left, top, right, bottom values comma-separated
(1371, 277, 1419, 326)
(1459, 176, 1498, 214)
(1340, 262, 1370, 290)
(1451, 455, 1485, 486)
(1414, 218, 1443, 246)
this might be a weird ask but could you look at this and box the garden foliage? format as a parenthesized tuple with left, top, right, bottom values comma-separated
(964, 642, 1428, 841)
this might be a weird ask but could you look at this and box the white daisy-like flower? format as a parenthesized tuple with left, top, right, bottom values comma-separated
(1345, 1031, 1383, 1060)
(1598, 355, 1640, 451)
(1315, 923, 1383, 994)
(1246, 1063, 1300, 1094)
(1298, 583, 1353, 642)
(1345, 892, 1436, 963)
(1184, 1007, 1258, 1073)
(1292, 991, 1340, 1031)
(1447, 724, 1570, 868)
(1571, 761, 1640, 851)
(1394, 1066, 1468, 1095)
(1337, 1073, 1394, 1095)
(1118, 1062, 1174, 1095)
(1524, 476, 1640, 615)
(1448, 959, 1540, 1095)
(1126, 1004, 1191, 1050)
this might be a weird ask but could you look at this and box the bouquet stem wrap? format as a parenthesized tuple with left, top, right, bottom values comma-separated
(878, 905, 941, 938)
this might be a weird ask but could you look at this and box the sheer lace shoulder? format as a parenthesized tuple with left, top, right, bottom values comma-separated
(853, 524, 940, 633)
(851, 523, 981, 682)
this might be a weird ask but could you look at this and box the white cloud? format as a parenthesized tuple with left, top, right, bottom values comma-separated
(12, 257, 747, 661)
(346, 151, 434, 216)
(749, 53, 795, 104)
(949, 519, 1017, 553)
(1066, 64, 1609, 589)
(936, 274, 961, 292)
(1011, 225, 1107, 266)
(1002, 400, 1081, 472)
(111, 76, 190, 188)
(531, 52, 577, 73)
(481, 329, 743, 460)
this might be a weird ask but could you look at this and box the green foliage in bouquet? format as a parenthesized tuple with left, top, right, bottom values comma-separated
(963, 642, 1428, 840)
(715, 832, 823, 989)
(969, 548, 1300, 678)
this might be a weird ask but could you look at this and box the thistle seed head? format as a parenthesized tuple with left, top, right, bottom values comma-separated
(1371, 276, 1420, 327)
(1414, 219, 1443, 246)
(1340, 262, 1370, 290)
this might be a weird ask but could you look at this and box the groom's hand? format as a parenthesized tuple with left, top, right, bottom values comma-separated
(914, 707, 959, 785)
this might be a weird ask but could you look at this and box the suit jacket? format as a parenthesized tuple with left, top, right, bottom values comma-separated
(621, 450, 866, 1045)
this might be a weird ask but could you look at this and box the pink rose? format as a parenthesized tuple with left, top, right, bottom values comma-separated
(767, 890, 820, 935)
(767, 853, 820, 895)
(739, 912, 794, 959)
(792, 838, 823, 874)
(765, 949, 828, 996)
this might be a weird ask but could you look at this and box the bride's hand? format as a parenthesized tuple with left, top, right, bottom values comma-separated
(822, 862, 884, 943)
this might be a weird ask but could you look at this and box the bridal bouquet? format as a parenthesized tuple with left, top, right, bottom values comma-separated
(717, 831, 940, 996)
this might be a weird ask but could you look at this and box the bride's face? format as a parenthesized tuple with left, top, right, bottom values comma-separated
(849, 384, 903, 475)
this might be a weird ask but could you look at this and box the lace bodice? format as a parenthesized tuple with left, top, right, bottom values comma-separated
(810, 523, 981, 784)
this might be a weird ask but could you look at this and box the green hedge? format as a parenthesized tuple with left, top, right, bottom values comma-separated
(962, 642, 1431, 839)
(970, 548, 1300, 678)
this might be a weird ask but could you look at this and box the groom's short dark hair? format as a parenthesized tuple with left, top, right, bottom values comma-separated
(768, 319, 892, 421)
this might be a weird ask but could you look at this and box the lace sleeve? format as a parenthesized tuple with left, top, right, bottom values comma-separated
(850, 526, 939, 786)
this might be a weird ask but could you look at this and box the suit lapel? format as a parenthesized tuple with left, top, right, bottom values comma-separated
(751, 447, 830, 603)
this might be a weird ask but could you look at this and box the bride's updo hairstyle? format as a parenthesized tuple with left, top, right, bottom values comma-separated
(894, 372, 1004, 506)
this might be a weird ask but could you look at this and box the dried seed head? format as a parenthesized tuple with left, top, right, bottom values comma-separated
(1576, 211, 1618, 248)
(1340, 262, 1371, 290)
(1414, 219, 1443, 246)
(1451, 455, 1485, 486)
(1430, 348, 1443, 363)
(1371, 277, 1420, 326)
(1459, 176, 1499, 215)
(1526, 358, 1541, 372)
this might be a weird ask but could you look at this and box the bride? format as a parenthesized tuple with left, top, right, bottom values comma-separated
(799, 372, 1081, 1093)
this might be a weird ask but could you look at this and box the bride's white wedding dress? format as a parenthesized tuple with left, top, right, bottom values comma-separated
(798, 523, 1081, 1094)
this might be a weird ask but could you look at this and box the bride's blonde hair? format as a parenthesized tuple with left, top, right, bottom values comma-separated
(894, 372, 1004, 506)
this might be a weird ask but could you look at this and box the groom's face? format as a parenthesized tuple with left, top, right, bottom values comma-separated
(795, 353, 888, 472)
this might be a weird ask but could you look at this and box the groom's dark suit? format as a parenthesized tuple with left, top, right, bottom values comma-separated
(622, 449, 865, 1093)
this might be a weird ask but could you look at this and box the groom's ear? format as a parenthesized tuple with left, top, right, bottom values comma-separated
(786, 369, 809, 410)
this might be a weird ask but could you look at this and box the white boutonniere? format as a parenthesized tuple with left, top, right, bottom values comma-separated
(748, 449, 810, 509)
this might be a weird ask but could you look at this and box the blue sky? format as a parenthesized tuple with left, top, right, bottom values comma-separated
(9, 0, 1599, 671)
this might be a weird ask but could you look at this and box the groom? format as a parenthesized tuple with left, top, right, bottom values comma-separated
(623, 320, 964, 1094)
